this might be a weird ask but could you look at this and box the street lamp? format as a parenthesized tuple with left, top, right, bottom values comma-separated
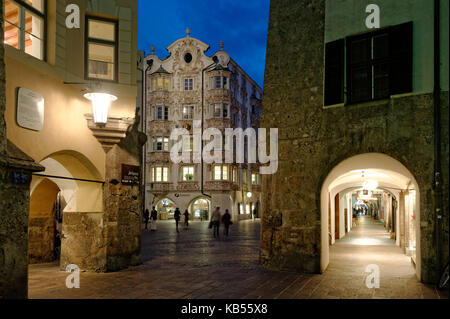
(247, 192, 253, 198)
(84, 92, 117, 125)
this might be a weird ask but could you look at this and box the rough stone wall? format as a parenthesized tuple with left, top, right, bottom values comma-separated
(60, 212, 107, 271)
(261, 0, 448, 283)
(0, 0, 5, 155)
(260, 0, 326, 273)
(104, 144, 141, 271)
(0, 169, 32, 298)
(28, 217, 54, 264)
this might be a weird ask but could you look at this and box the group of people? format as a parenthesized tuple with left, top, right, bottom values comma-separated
(143, 207, 158, 231)
(210, 207, 232, 238)
(143, 206, 233, 237)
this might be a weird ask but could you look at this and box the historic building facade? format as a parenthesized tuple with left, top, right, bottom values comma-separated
(1, 0, 143, 298)
(261, 0, 448, 284)
(141, 32, 263, 222)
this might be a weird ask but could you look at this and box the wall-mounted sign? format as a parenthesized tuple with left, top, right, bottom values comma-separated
(121, 164, 140, 185)
(16, 88, 44, 131)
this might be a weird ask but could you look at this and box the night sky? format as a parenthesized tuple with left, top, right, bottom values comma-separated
(137, 0, 270, 88)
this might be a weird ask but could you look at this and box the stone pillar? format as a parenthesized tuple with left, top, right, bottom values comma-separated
(104, 144, 142, 271)
(0, 143, 44, 298)
(260, 0, 325, 273)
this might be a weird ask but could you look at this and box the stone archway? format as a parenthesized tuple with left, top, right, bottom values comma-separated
(320, 153, 421, 280)
(29, 150, 105, 272)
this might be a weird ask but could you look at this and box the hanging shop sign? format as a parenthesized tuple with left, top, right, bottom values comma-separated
(16, 88, 45, 131)
(121, 164, 140, 185)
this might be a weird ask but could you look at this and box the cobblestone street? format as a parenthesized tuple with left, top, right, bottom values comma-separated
(28, 219, 448, 299)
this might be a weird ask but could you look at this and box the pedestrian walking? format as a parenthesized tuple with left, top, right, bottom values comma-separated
(211, 207, 221, 238)
(151, 206, 158, 231)
(221, 209, 233, 236)
(183, 209, 189, 229)
(144, 208, 150, 230)
(174, 208, 181, 233)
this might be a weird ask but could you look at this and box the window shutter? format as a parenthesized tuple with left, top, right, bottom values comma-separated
(389, 22, 413, 95)
(325, 39, 345, 105)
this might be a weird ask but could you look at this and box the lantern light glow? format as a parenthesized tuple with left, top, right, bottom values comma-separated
(362, 179, 379, 191)
(84, 92, 117, 125)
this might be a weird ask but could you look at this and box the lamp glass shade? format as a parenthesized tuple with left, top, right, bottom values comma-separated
(84, 93, 117, 124)
(247, 192, 252, 198)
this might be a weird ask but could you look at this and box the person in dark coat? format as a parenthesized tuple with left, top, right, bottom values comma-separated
(221, 209, 232, 236)
(174, 208, 181, 233)
(143, 208, 150, 230)
(183, 209, 189, 229)
(150, 206, 158, 231)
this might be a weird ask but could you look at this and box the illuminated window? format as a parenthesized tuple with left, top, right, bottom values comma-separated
(153, 137, 169, 152)
(233, 167, 237, 182)
(182, 105, 195, 120)
(86, 17, 117, 81)
(184, 78, 194, 91)
(153, 77, 169, 91)
(246, 204, 251, 215)
(213, 165, 228, 181)
(183, 136, 193, 152)
(242, 170, 247, 184)
(252, 173, 260, 185)
(152, 166, 169, 182)
(3, 0, 45, 60)
(182, 166, 195, 181)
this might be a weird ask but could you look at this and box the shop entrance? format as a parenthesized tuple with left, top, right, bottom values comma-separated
(155, 198, 176, 220)
(188, 197, 211, 221)
(320, 153, 421, 279)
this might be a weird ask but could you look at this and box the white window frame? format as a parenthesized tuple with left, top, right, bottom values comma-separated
(252, 173, 260, 186)
(184, 78, 194, 91)
(182, 105, 195, 120)
(152, 166, 169, 182)
(182, 166, 195, 181)
(153, 136, 169, 152)
(212, 103, 229, 119)
(213, 164, 229, 181)
(154, 105, 169, 121)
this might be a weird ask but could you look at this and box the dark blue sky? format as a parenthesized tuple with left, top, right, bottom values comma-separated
(137, 0, 270, 88)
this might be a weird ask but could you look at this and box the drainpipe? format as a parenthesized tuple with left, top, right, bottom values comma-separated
(433, 0, 443, 278)
(200, 57, 219, 199)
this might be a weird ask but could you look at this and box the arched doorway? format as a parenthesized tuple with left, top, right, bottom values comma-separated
(28, 150, 103, 270)
(320, 153, 421, 280)
(28, 178, 61, 264)
(188, 197, 211, 221)
(155, 198, 176, 220)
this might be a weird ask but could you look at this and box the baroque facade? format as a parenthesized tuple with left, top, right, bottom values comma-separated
(261, 0, 448, 284)
(142, 31, 263, 222)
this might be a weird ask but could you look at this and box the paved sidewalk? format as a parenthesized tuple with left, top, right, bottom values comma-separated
(28, 219, 448, 299)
